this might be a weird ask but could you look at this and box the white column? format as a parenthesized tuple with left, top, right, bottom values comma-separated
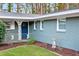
(17, 21, 22, 40)
(10, 21, 15, 29)
(27, 21, 29, 39)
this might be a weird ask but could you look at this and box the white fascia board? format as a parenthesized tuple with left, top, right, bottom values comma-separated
(0, 16, 35, 19)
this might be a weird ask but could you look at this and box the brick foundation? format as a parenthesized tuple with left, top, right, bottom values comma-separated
(34, 41, 79, 56)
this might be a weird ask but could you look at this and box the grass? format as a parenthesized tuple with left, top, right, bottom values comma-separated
(0, 45, 58, 56)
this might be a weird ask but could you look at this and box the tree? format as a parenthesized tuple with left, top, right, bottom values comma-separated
(0, 20, 6, 42)
(8, 3, 12, 12)
(55, 3, 65, 11)
(45, 3, 50, 13)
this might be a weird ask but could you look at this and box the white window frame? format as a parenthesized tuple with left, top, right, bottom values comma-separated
(5, 21, 15, 30)
(10, 21, 15, 29)
(57, 18, 66, 32)
(33, 21, 36, 30)
(5, 22, 11, 30)
(40, 21, 44, 30)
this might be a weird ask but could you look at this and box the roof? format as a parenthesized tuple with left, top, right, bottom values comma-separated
(0, 12, 41, 19)
(0, 9, 79, 21)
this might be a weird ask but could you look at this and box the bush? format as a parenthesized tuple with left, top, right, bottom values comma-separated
(0, 20, 6, 42)
(27, 35, 36, 44)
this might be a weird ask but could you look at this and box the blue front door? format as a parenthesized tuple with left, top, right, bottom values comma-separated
(21, 22, 28, 39)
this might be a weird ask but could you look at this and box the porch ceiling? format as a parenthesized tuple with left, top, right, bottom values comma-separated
(0, 9, 79, 21)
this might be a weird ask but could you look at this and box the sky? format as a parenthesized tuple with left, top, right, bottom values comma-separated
(2, 3, 17, 12)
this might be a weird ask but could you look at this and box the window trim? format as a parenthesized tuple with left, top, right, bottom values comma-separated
(57, 18, 66, 32)
(5, 22, 11, 30)
(5, 21, 15, 30)
(10, 21, 15, 29)
(40, 20, 44, 30)
(33, 21, 36, 30)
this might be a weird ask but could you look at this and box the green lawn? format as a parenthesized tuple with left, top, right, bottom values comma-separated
(0, 45, 58, 56)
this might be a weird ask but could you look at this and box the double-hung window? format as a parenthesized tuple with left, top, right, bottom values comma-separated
(57, 18, 66, 32)
(5, 22, 11, 30)
(5, 21, 15, 30)
(33, 21, 44, 30)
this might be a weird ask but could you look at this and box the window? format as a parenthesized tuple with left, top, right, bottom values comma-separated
(5, 21, 15, 30)
(5, 22, 11, 30)
(34, 21, 37, 30)
(10, 21, 15, 29)
(57, 18, 66, 32)
(40, 21, 44, 30)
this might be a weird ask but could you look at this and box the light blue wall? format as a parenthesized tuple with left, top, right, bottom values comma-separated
(29, 17, 79, 51)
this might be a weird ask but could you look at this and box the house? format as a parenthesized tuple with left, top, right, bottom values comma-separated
(0, 3, 79, 53)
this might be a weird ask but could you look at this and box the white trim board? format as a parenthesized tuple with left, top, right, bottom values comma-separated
(57, 18, 66, 32)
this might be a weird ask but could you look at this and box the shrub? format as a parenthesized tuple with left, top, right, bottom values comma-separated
(27, 35, 36, 44)
(0, 20, 6, 42)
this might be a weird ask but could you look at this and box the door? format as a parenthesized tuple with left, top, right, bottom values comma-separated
(21, 22, 28, 39)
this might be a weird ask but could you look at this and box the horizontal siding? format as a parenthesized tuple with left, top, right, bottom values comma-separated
(29, 17, 79, 51)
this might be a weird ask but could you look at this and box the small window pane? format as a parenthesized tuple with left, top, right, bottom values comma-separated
(59, 24, 66, 29)
(59, 18, 66, 30)
(57, 18, 66, 32)
(4, 22, 11, 30)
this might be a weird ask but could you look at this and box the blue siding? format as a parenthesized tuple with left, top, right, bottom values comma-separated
(29, 17, 79, 51)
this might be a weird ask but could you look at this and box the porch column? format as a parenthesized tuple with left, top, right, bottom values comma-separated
(27, 21, 30, 39)
(17, 21, 22, 40)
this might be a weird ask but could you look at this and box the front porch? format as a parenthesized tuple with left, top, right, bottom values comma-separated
(17, 21, 30, 40)
(3, 20, 30, 43)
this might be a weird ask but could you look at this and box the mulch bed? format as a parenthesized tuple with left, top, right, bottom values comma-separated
(34, 41, 79, 56)
(0, 42, 27, 51)
(0, 41, 79, 56)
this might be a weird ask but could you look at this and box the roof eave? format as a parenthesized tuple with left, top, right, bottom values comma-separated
(0, 9, 79, 21)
